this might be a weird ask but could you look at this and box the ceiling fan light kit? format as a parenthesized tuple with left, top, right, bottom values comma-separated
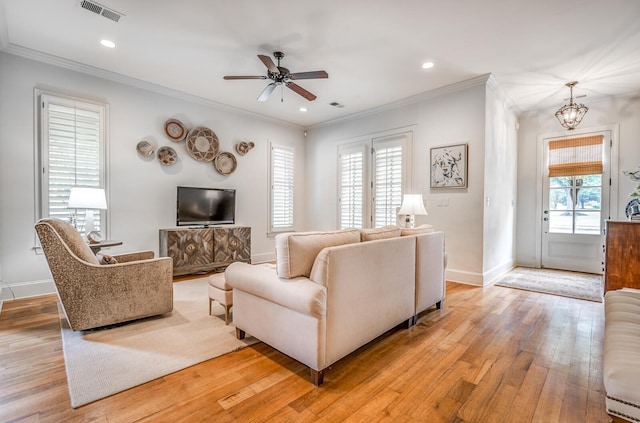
(224, 51, 328, 102)
(555, 81, 588, 130)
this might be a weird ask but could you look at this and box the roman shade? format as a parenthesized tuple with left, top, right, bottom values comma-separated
(548, 135, 604, 177)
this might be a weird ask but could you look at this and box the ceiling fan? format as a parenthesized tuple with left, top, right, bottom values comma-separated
(223, 51, 328, 102)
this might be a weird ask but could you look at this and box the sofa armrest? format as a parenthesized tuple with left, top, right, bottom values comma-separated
(415, 232, 446, 313)
(225, 262, 326, 318)
(111, 250, 155, 263)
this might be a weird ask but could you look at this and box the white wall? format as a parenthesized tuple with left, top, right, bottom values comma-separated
(305, 80, 489, 285)
(0, 52, 305, 293)
(482, 80, 518, 284)
(516, 95, 640, 267)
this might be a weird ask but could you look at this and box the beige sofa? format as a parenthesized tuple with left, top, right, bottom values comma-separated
(225, 226, 445, 385)
(603, 289, 640, 422)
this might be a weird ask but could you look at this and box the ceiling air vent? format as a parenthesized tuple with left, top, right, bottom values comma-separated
(80, 0, 124, 23)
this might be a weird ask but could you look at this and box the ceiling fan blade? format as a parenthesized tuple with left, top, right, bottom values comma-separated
(223, 75, 267, 80)
(258, 55, 279, 74)
(257, 83, 278, 101)
(289, 70, 329, 80)
(286, 82, 317, 101)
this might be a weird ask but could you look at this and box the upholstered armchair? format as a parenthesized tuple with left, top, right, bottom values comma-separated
(35, 218, 173, 331)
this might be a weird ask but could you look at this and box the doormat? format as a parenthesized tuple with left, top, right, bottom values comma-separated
(494, 267, 602, 302)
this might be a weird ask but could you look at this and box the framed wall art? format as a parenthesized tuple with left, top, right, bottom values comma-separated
(430, 143, 468, 188)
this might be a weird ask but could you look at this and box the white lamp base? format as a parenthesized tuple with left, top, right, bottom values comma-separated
(84, 210, 96, 236)
(405, 215, 415, 228)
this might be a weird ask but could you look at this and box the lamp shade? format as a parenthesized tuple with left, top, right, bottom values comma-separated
(68, 187, 107, 210)
(398, 194, 427, 216)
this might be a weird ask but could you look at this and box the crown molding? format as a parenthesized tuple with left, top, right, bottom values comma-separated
(308, 74, 492, 130)
(486, 74, 521, 115)
(0, 43, 302, 129)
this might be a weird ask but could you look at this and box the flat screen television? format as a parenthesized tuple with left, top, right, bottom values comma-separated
(176, 186, 236, 226)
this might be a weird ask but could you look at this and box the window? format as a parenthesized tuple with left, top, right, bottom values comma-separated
(338, 144, 367, 229)
(373, 140, 404, 227)
(39, 93, 108, 234)
(269, 143, 294, 232)
(338, 133, 410, 228)
(547, 135, 604, 235)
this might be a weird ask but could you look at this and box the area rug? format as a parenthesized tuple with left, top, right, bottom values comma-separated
(59, 277, 256, 408)
(494, 267, 602, 303)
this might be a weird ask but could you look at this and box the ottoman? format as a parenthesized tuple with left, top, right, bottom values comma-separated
(208, 272, 233, 325)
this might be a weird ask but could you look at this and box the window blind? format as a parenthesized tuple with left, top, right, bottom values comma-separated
(41, 95, 105, 232)
(548, 135, 604, 177)
(270, 144, 294, 231)
(374, 144, 403, 227)
(338, 147, 365, 229)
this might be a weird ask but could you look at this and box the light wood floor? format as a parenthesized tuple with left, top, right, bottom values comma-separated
(0, 281, 610, 422)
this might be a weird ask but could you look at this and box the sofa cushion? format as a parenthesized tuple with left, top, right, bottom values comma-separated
(275, 229, 361, 279)
(401, 224, 435, 236)
(360, 226, 401, 242)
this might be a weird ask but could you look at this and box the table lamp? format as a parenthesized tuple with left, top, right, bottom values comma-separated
(68, 187, 107, 237)
(398, 194, 427, 228)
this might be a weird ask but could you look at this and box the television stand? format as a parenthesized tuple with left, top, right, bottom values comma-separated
(159, 226, 251, 276)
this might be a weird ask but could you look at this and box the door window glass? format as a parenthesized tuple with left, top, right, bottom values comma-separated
(548, 174, 601, 234)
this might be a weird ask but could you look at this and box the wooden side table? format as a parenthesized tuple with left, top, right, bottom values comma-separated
(89, 240, 123, 255)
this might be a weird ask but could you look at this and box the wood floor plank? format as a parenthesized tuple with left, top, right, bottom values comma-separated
(506, 363, 549, 423)
(0, 281, 612, 422)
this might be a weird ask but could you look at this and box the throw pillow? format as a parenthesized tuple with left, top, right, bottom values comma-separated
(275, 229, 361, 279)
(98, 254, 118, 265)
(360, 225, 401, 241)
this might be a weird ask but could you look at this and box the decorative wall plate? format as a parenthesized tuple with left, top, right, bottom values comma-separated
(164, 119, 187, 141)
(186, 127, 219, 162)
(157, 146, 178, 166)
(235, 141, 255, 156)
(214, 152, 237, 175)
(626, 198, 640, 218)
(136, 139, 154, 157)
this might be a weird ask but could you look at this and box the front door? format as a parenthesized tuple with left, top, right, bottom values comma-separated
(541, 132, 611, 274)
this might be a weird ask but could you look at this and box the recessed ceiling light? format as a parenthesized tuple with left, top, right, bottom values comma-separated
(100, 39, 116, 48)
(421, 61, 435, 69)
(299, 107, 308, 112)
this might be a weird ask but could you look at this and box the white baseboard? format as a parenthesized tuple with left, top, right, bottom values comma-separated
(446, 260, 515, 287)
(446, 268, 484, 286)
(0, 279, 56, 301)
(483, 260, 515, 286)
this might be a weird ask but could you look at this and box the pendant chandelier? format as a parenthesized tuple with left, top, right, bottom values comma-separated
(555, 81, 588, 130)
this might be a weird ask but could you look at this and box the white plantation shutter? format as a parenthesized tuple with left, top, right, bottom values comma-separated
(40, 94, 107, 232)
(336, 133, 409, 229)
(338, 145, 367, 229)
(270, 144, 294, 232)
(373, 141, 404, 227)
